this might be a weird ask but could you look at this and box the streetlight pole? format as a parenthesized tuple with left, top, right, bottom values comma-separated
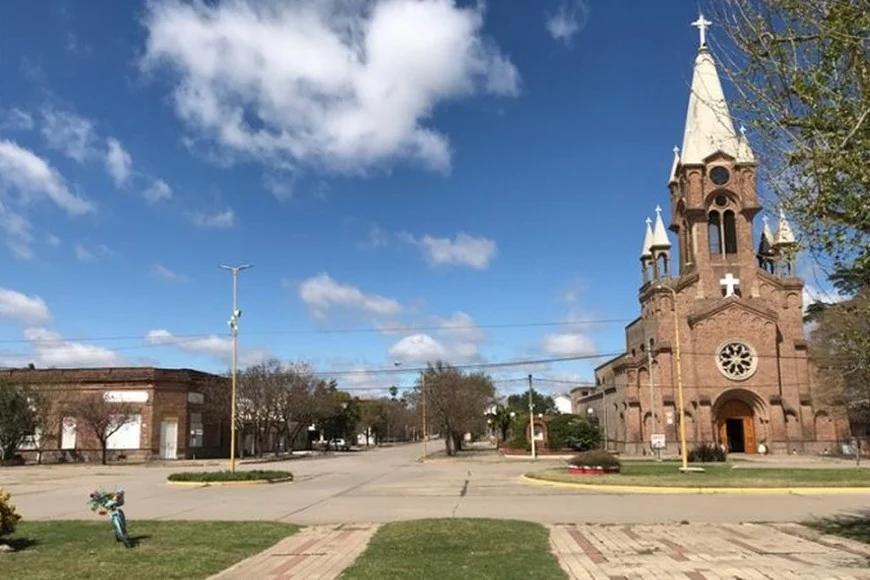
(421, 370, 428, 461)
(221, 263, 252, 473)
(528, 374, 536, 460)
(646, 336, 661, 461)
(659, 283, 689, 471)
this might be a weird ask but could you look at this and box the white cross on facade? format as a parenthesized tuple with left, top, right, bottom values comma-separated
(692, 13, 712, 48)
(720, 272, 740, 297)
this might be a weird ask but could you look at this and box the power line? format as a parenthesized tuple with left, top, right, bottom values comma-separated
(0, 317, 633, 347)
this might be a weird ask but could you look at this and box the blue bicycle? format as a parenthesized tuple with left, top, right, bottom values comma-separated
(88, 489, 132, 548)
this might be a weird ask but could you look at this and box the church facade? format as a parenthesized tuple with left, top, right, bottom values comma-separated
(573, 22, 850, 456)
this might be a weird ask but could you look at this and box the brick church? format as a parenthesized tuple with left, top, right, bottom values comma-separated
(574, 19, 850, 455)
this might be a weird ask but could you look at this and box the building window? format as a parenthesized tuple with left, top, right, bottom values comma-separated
(189, 412, 204, 448)
(723, 210, 738, 254)
(716, 341, 758, 381)
(708, 211, 722, 255)
(107, 414, 142, 449)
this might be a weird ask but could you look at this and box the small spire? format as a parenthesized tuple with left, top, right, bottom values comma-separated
(691, 13, 712, 49)
(651, 206, 671, 249)
(758, 215, 775, 256)
(641, 217, 653, 258)
(774, 208, 796, 246)
(668, 146, 681, 184)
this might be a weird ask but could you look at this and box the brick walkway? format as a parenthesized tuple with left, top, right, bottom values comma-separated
(550, 522, 870, 579)
(210, 523, 380, 580)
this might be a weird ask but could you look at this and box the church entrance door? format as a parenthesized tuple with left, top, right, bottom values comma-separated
(716, 399, 756, 454)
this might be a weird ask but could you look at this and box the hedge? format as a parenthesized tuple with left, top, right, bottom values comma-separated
(167, 470, 292, 482)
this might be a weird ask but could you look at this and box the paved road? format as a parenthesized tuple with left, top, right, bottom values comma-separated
(2, 442, 867, 525)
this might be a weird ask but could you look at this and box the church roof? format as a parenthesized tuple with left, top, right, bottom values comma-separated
(650, 206, 671, 249)
(640, 217, 653, 258)
(680, 45, 754, 166)
(774, 208, 796, 246)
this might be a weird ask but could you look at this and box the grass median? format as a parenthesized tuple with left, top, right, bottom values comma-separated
(1, 521, 298, 580)
(342, 518, 565, 580)
(167, 469, 292, 483)
(527, 461, 870, 488)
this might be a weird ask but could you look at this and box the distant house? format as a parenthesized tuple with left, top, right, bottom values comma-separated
(0, 367, 230, 462)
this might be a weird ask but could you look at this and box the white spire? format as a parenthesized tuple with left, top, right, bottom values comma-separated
(736, 124, 755, 163)
(758, 214, 775, 256)
(641, 217, 653, 258)
(668, 146, 680, 184)
(651, 205, 671, 248)
(761, 215, 774, 246)
(679, 17, 753, 165)
(774, 208, 796, 246)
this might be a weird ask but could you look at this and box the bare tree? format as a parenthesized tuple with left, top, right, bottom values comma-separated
(67, 393, 136, 465)
(420, 362, 495, 456)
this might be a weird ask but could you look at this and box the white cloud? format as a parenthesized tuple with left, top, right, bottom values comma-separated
(40, 108, 98, 163)
(105, 137, 133, 186)
(1, 108, 34, 131)
(402, 232, 497, 269)
(0, 287, 51, 325)
(142, 0, 519, 172)
(74, 242, 113, 262)
(146, 328, 269, 366)
(542, 333, 597, 357)
(388, 333, 448, 363)
(21, 327, 124, 367)
(150, 263, 188, 283)
(191, 208, 235, 228)
(298, 273, 402, 320)
(143, 179, 173, 203)
(545, 1, 589, 45)
(0, 140, 94, 215)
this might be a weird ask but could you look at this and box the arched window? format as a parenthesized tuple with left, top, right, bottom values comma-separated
(723, 210, 738, 254)
(657, 254, 668, 277)
(708, 211, 722, 255)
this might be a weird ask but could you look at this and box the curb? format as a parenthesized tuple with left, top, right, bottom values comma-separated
(167, 477, 294, 488)
(521, 474, 870, 495)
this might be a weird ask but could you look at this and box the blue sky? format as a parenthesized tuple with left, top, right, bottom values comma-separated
(0, 0, 773, 394)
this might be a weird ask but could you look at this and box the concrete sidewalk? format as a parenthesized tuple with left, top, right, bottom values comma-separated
(549, 522, 870, 579)
(210, 523, 379, 579)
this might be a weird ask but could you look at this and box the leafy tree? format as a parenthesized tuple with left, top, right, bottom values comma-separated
(0, 384, 37, 463)
(66, 393, 135, 465)
(806, 289, 870, 430)
(716, 0, 869, 280)
(486, 404, 514, 445)
(547, 414, 601, 451)
(320, 391, 360, 447)
(420, 362, 495, 456)
(506, 389, 558, 416)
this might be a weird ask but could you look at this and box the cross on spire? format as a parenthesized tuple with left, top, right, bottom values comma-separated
(691, 13, 712, 48)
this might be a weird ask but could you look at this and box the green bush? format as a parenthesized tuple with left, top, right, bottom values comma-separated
(167, 470, 292, 483)
(547, 414, 601, 451)
(687, 443, 727, 462)
(0, 487, 21, 538)
(568, 450, 621, 469)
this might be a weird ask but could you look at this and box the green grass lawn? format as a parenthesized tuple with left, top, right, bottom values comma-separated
(0, 521, 298, 580)
(341, 518, 565, 580)
(527, 461, 870, 487)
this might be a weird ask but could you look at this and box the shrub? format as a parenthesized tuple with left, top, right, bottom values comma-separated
(687, 443, 727, 462)
(547, 414, 601, 451)
(167, 470, 292, 483)
(0, 488, 21, 538)
(568, 450, 621, 469)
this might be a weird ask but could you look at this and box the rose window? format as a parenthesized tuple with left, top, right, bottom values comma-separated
(716, 341, 757, 380)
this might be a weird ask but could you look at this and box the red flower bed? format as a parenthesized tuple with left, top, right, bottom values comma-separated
(567, 465, 620, 475)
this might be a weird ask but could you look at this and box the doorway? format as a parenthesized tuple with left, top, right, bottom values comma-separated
(716, 398, 756, 454)
(160, 419, 178, 460)
(725, 418, 745, 452)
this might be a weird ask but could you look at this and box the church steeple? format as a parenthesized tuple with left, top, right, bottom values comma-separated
(640, 217, 654, 283)
(679, 14, 754, 166)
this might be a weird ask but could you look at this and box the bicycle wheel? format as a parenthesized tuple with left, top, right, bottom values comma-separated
(112, 510, 133, 548)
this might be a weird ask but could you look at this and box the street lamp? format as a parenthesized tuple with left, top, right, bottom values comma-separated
(221, 263, 252, 473)
(656, 282, 699, 473)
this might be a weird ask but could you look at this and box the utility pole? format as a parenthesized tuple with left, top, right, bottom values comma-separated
(659, 284, 692, 472)
(528, 374, 536, 460)
(221, 263, 252, 473)
(604, 378, 610, 451)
